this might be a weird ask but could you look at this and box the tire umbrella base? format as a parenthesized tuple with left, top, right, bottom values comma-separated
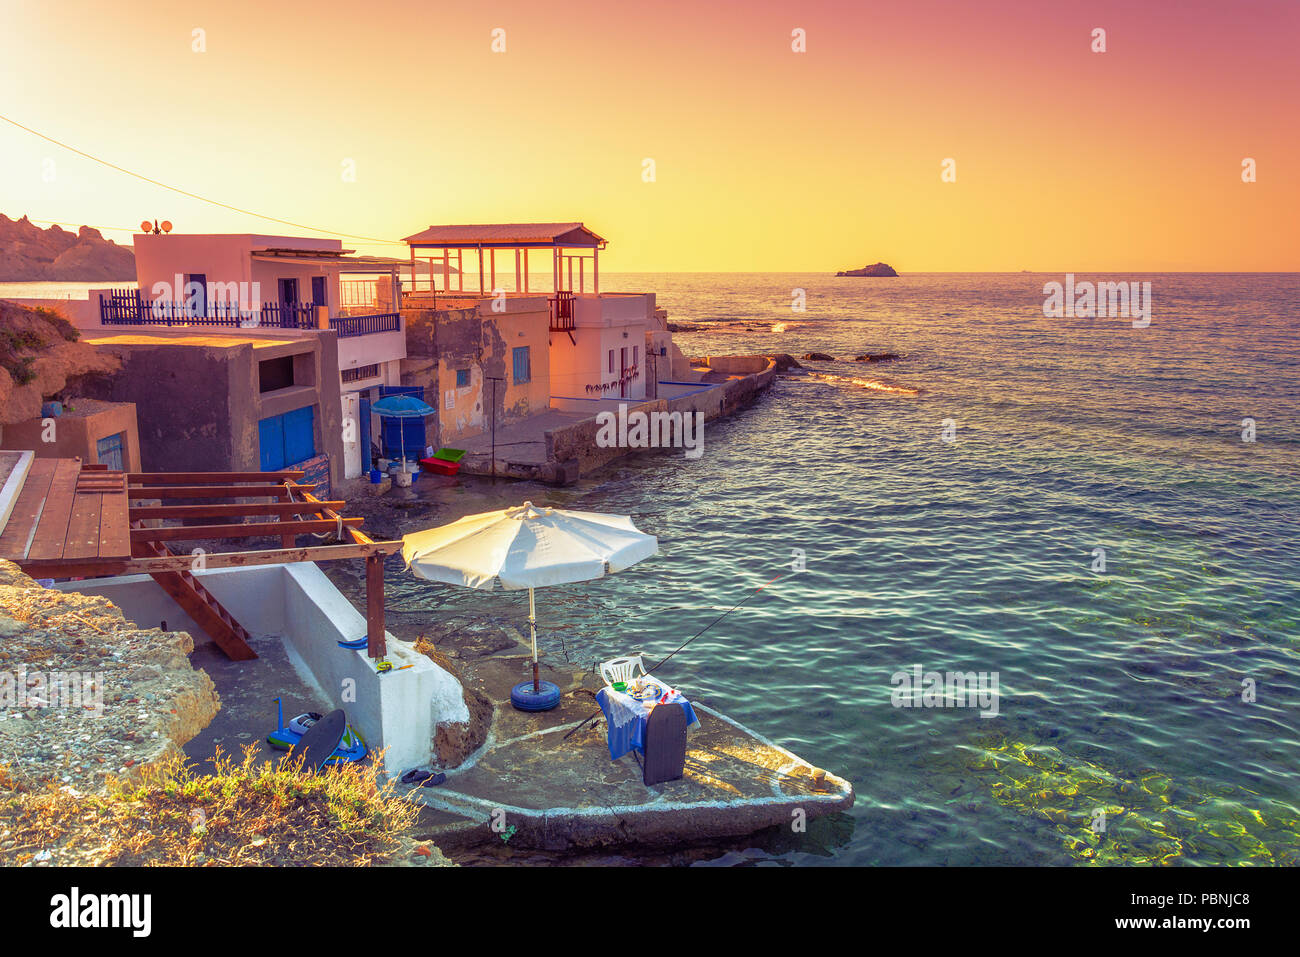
(511, 680, 561, 712)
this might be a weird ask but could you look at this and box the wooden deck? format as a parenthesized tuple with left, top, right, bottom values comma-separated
(0, 459, 131, 568)
(0, 459, 399, 660)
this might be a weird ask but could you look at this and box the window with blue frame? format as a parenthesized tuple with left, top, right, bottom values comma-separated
(512, 346, 531, 384)
(95, 432, 125, 471)
(456, 368, 471, 388)
(258, 406, 315, 471)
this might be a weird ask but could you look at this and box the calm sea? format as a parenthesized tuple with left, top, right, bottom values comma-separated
(381, 272, 1300, 866)
(11, 273, 1298, 865)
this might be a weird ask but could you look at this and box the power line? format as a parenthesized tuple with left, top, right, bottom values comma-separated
(0, 113, 406, 245)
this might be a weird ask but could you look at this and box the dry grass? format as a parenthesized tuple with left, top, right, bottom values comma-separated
(0, 746, 419, 867)
(413, 634, 458, 674)
(0, 302, 79, 385)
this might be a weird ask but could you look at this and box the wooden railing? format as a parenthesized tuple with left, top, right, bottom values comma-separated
(549, 290, 575, 331)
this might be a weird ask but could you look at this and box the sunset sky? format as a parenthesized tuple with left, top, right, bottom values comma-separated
(1, 0, 1296, 271)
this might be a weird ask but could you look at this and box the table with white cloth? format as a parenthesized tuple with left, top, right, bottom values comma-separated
(594, 676, 699, 761)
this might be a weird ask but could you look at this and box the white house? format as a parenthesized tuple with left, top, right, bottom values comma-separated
(97, 233, 410, 479)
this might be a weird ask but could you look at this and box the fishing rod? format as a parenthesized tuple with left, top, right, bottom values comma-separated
(562, 569, 789, 741)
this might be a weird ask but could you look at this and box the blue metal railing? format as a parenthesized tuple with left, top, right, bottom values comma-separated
(99, 290, 398, 336)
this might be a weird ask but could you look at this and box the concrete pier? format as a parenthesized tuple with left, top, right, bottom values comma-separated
(402, 650, 854, 852)
(454, 355, 782, 483)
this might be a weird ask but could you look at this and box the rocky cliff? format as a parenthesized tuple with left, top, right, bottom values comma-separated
(0, 302, 122, 425)
(0, 214, 135, 281)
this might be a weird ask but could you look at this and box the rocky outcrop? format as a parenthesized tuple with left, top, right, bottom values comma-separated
(836, 262, 898, 277)
(854, 352, 901, 362)
(0, 561, 221, 790)
(0, 215, 135, 281)
(0, 302, 121, 425)
(801, 352, 835, 362)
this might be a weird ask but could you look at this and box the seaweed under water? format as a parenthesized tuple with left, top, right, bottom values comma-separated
(958, 733, 1300, 865)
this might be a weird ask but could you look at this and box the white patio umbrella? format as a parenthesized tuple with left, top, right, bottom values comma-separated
(401, 501, 658, 707)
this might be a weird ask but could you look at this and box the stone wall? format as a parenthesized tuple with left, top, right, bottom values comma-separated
(400, 303, 550, 449)
(78, 341, 237, 473)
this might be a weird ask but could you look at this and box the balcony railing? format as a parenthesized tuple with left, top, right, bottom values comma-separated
(99, 290, 398, 337)
(549, 290, 575, 332)
(331, 312, 400, 337)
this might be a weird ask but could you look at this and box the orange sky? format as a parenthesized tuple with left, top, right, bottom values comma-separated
(1, 0, 1296, 271)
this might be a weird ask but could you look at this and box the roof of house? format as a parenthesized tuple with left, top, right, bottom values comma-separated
(402, 222, 606, 248)
(87, 334, 294, 350)
(249, 250, 406, 271)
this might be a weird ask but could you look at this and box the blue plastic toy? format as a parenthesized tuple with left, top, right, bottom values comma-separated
(266, 697, 366, 764)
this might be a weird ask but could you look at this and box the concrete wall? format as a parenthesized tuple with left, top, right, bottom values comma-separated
(550, 320, 648, 401)
(401, 306, 481, 447)
(56, 562, 468, 773)
(480, 300, 550, 427)
(705, 355, 772, 375)
(79, 338, 238, 473)
(0, 399, 141, 471)
(77, 331, 345, 485)
(541, 359, 774, 478)
(400, 300, 552, 448)
(338, 327, 406, 383)
(544, 383, 724, 476)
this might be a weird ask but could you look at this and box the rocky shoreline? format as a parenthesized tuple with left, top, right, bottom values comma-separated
(0, 561, 220, 792)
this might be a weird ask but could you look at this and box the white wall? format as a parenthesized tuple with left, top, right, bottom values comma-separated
(56, 562, 467, 773)
(338, 326, 406, 374)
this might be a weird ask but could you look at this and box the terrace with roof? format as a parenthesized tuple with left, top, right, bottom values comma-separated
(401, 222, 666, 404)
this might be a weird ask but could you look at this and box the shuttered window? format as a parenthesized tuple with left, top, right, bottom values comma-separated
(512, 346, 531, 384)
(95, 432, 125, 471)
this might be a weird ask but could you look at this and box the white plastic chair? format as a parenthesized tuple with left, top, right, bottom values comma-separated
(600, 655, 646, 689)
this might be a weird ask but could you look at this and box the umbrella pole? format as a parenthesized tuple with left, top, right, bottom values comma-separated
(529, 587, 539, 692)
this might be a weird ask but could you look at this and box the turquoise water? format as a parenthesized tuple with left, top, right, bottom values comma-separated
(386, 273, 1300, 865)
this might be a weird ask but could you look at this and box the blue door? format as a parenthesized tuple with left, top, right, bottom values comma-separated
(283, 406, 315, 465)
(258, 406, 316, 471)
(258, 415, 284, 471)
